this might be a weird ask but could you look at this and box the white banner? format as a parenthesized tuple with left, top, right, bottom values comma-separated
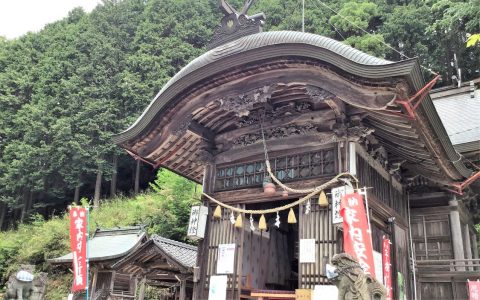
(299, 239, 316, 263)
(373, 250, 383, 284)
(208, 275, 227, 300)
(216, 243, 235, 274)
(331, 186, 353, 224)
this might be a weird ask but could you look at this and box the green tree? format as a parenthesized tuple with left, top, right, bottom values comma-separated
(329, 1, 388, 56)
(149, 169, 200, 241)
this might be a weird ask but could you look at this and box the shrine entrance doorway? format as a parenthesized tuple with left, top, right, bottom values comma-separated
(242, 202, 299, 293)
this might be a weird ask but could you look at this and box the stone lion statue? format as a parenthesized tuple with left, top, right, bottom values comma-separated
(4, 265, 47, 300)
(329, 253, 387, 300)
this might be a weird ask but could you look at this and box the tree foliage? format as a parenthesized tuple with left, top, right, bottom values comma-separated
(0, 169, 199, 295)
(0, 0, 479, 227)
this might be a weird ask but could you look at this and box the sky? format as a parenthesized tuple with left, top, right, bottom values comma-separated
(0, 0, 102, 40)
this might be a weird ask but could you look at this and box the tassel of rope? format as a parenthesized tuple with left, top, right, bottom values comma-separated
(202, 171, 353, 215)
(265, 160, 358, 194)
(202, 110, 360, 215)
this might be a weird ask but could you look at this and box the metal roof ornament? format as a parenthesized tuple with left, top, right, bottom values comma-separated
(208, 0, 265, 50)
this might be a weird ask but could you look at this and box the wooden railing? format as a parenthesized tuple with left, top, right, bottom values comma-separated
(110, 290, 135, 299)
(416, 258, 480, 272)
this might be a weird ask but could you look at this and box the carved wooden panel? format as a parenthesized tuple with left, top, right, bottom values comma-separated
(214, 148, 335, 192)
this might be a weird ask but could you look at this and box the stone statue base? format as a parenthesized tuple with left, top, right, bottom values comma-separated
(4, 265, 47, 300)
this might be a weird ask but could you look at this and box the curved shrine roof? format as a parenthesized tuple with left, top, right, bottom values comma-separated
(113, 30, 472, 186)
(48, 227, 147, 264)
(112, 235, 197, 276)
(113, 31, 394, 144)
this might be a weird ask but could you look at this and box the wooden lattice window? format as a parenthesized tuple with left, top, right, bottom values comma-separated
(214, 149, 336, 191)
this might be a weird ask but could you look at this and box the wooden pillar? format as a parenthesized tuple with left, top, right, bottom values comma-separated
(179, 277, 187, 300)
(233, 205, 245, 300)
(138, 276, 146, 300)
(91, 269, 98, 295)
(109, 271, 116, 292)
(194, 164, 214, 300)
(134, 160, 141, 194)
(464, 224, 473, 270)
(449, 199, 465, 270)
(348, 141, 357, 176)
(472, 233, 479, 259)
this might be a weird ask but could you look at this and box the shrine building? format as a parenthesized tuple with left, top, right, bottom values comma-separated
(113, 2, 480, 299)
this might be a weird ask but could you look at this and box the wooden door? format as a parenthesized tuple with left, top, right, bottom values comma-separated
(298, 201, 338, 289)
(394, 224, 410, 300)
(204, 206, 245, 299)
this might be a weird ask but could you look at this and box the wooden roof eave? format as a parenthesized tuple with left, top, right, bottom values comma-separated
(112, 31, 409, 146)
(112, 240, 192, 276)
(405, 66, 473, 180)
(113, 30, 471, 183)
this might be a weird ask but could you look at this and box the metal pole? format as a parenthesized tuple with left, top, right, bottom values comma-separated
(407, 192, 418, 300)
(361, 187, 372, 236)
(86, 205, 90, 300)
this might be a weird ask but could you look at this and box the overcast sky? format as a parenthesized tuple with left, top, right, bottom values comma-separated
(0, 0, 102, 39)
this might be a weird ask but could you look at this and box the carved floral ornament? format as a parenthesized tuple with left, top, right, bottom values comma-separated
(237, 101, 312, 128)
(218, 84, 276, 117)
(232, 123, 330, 147)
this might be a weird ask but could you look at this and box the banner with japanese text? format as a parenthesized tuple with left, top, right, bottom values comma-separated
(340, 193, 376, 277)
(468, 281, 480, 300)
(383, 237, 393, 300)
(69, 207, 87, 292)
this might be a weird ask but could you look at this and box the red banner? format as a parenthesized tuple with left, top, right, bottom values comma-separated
(69, 207, 87, 292)
(383, 237, 393, 300)
(469, 281, 480, 300)
(340, 193, 376, 277)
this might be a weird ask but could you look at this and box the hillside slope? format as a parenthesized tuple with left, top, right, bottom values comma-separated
(0, 169, 199, 299)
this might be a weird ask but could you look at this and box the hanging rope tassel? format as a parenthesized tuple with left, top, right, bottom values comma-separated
(288, 208, 297, 224)
(259, 214, 267, 230)
(235, 214, 243, 228)
(213, 205, 222, 218)
(318, 190, 328, 206)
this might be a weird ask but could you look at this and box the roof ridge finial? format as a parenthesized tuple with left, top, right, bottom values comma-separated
(208, 0, 265, 50)
(219, 0, 255, 16)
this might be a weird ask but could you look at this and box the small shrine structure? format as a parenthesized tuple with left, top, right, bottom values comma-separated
(113, 1, 480, 299)
(49, 226, 147, 299)
(113, 235, 197, 300)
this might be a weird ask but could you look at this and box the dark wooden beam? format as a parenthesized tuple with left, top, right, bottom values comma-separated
(215, 109, 336, 146)
(188, 120, 215, 142)
(215, 134, 337, 164)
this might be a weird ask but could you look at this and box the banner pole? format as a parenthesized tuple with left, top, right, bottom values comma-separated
(360, 187, 373, 236)
(86, 205, 90, 300)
